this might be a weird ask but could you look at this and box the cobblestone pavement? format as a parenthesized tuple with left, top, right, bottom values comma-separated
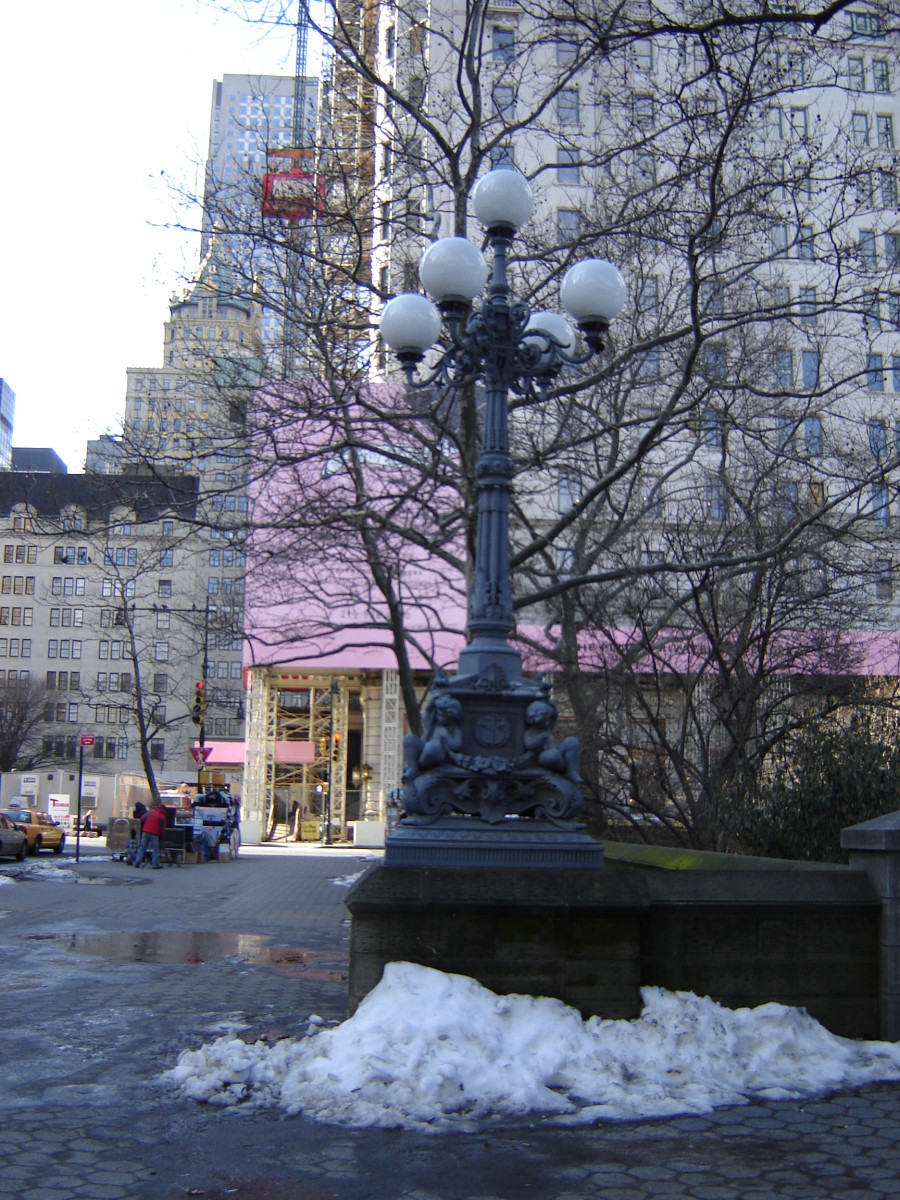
(0, 845, 898, 1200)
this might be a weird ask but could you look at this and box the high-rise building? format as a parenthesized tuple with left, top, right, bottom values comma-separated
(0, 379, 16, 471)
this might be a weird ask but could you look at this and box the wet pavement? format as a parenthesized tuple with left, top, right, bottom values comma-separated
(0, 845, 898, 1199)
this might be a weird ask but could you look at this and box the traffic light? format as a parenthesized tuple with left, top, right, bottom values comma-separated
(191, 681, 207, 725)
(332, 732, 342, 762)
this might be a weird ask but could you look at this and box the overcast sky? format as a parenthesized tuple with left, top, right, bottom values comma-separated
(0, 1, 298, 471)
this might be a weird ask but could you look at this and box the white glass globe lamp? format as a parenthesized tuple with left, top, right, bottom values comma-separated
(471, 168, 534, 232)
(522, 311, 576, 371)
(419, 237, 489, 307)
(560, 259, 626, 349)
(379, 294, 442, 361)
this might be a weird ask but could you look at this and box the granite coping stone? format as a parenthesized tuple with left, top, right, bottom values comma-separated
(842, 810, 900, 852)
(346, 862, 881, 911)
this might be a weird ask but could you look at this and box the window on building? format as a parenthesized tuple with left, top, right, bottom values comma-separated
(873, 59, 890, 91)
(876, 559, 893, 599)
(700, 409, 724, 448)
(852, 111, 870, 145)
(872, 484, 890, 526)
(775, 349, 794, 387)
(706, 481, 728, 522)
(867, 353, 884, 391)
(701, 343, 727, 380)
(159, 549, 174, 567)
(492, 84, 515, 121)
(801, 350, 820, 390)
(492, 26, 515, 61)
(789, 107, 808, 139)
(877, 115, 894, 148)
(847, 57, 865, 90)
(633, 39, 653, 70)
(556, 147, 580, 184)
(869, 418, 888, 455)
(860, 229, 878, 266)
(557, 88, 580, 125)
(777, 415, 796, 453)
(805, 415, 824, 456)
(797, 225, 815, 260)
(797, 286, 817, 323)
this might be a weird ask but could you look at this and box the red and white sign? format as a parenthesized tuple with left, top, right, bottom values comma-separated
(80, 735, 95, 747)
(191, 746, 213, 764)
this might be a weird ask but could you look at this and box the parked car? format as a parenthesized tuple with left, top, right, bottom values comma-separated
(1, 809, 65, 855)
(0, 813, 27, 860)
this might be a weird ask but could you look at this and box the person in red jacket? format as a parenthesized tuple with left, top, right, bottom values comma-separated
(132, 801, 167, 869)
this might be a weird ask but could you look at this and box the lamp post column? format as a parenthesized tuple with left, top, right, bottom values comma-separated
(458, 229, 522, 682)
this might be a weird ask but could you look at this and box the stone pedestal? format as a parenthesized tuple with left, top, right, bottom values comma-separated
(842, 810, 900, 1040)
(384, 816, 604, 868)
(345, 862, 643, 1017)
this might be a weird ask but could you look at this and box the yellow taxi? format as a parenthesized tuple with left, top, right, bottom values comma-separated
(1, 808, 66, 855)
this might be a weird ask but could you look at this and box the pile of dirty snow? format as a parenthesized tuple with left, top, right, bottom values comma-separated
(164, 961, 900, 1130)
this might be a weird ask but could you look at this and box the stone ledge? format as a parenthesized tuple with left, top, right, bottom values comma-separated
(842, 811, 900, 853)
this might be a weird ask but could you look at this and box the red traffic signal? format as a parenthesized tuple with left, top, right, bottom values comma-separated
(191, 681, 207, 724)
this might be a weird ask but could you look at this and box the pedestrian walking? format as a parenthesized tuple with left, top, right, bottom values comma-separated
(132, 801, 166, 869)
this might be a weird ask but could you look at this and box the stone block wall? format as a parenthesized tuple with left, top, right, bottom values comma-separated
(346, 863, 882, 1038)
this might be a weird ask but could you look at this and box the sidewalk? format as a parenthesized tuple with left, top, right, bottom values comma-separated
(0, 847, 897, 1199)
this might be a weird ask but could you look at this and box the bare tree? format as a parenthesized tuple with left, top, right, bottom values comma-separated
(155, 1, 900, 843)
(0, 679, 50, 773)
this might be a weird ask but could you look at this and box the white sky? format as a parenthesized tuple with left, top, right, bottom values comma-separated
(0, 1, 297, 472)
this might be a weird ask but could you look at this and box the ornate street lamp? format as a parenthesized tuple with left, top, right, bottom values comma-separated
(379, 169, 625, 848)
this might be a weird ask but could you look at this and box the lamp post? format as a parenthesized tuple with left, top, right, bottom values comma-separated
(379, 169, 625, 840)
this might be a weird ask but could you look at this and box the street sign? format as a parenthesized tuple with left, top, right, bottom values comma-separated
(191, 746, 213, 764)
(80, 735, 95, 747)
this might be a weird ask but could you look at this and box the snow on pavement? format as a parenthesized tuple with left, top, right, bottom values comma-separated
(165, 961, 900, 1130)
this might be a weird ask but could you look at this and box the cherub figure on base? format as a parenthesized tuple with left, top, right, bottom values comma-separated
(524, 698, 583, 784)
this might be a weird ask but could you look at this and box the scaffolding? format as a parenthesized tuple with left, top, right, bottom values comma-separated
(245, 667, 358, 841)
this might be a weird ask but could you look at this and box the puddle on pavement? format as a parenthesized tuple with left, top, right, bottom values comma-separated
(29, 930, 343, 974)
(75, 877, 143, 886)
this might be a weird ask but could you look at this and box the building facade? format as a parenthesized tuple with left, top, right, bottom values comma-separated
(0, 379, 15, 471)
(0, 473, 212, 782)
(237, 3, 900, 844)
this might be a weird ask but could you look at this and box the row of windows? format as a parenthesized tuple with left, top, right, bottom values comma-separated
(44, 703, 80, 723)
(3, 544, 37, 563)
(39, 735, 136, 762)
(47, 640, 81, 659)
(0, 669, 28, 686)
(96, 672, 132, 692)
(51, 577, 85, 595)
(45, 671, 79, 691)
(847, 55, 892, 92)
(211, 661, 243, 680)
(93, 706, 130, 725)
(133, 376, 214, 395)
(49, 607, 82, 627)
(208, 548, 245, 567)
(0, 639, 30, 658)
(207, 577, 245, 596)
(0, 607, 32, 626)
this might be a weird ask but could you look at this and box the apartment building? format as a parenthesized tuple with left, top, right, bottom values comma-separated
(0, 472, 211, 778)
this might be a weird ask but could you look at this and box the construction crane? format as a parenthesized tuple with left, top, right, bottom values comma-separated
(261, 0, 321, 222)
